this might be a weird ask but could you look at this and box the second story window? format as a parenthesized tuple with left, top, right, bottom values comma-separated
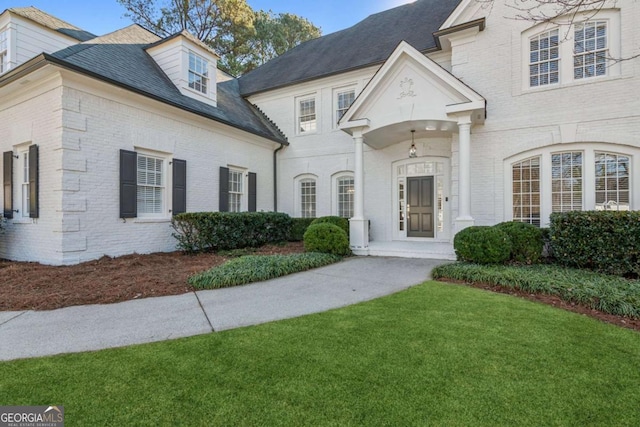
(188, 51, 208, 94)
(298, 96, 316, 134)
(0, 28, 8, 74)
(336, 89, 355, 124)
(574, 21, 607, 80)
(529, 29, 559, 87)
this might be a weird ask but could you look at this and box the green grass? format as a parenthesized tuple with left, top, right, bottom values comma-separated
(2, 282, 640, 426)
(433, 262, 640, 318)
(189, 253, 342, 289)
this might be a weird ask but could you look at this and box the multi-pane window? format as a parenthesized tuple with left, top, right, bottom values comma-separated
(552, 152, 583, 212)
(574, 21, 607, 80)
(512, 157, 541, 226)
(21, 150, 29, 218)
(300, 179, 316, 218)
(188, 51, 208, 94)
(0, 29, 8, 74)
(529, 29, 559, 87)
(228, 169, 244, 213)
(298, 97, 316, 133)
(137, 155, 164, 215)
(337, 176, 354, 218)
(595, 152, 629, 210)
(336, 90, 355, 123)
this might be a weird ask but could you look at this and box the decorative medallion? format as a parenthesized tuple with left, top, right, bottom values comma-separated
(398, 77, 417, 99)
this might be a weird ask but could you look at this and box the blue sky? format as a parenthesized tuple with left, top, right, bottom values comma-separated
(6, 0, 415, 36)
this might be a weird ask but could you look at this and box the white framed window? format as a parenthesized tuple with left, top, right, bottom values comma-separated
(552, 151, 583, 212)
(574, 21, 607, 80)
(522, 10, 620, 90)
(297, 177, 317, 218)
(297, 95, 317, 134)
(335, 89, 355, 124)
(529, 29, 559, 87)
(595, 152, 629, 211)
(512, 157, 541, 226)
(0, 28, 8, 74)
(335, 174, 354, 218)
(137, 154, 165, 216)
(228, 169, 244, 213)
(20, 149, 29, 218)
(188, 51, 208, 94)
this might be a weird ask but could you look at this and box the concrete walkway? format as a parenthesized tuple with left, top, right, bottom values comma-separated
(0, 257, 445, 361)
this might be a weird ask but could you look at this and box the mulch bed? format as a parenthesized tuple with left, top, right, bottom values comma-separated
(0, 242, 304, 311)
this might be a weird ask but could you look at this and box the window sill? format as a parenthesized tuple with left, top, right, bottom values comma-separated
(133, 217, 172, 224)
(11, 218, 33, 224)
(520, 72, 629, 95)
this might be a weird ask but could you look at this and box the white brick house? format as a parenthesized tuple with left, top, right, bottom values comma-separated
(1, 1, 639, 264)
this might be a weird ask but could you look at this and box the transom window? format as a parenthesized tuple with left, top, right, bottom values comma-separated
(336, 89, 355, 123)
(137, 154, 164, 215)
(574, 21, 607, 80)
(0, 28, 8, 74)
(336, 176, 354, 218)
(300, 179, 316, 218)
(529, 29, 559, 87)
(512, 157, 541, 226)
(595, 152, 629, 210)
(298, 97, 316, 134)
(188, 51, 208, 94)
(228, 169, 244, 213)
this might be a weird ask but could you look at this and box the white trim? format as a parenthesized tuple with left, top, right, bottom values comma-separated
(134, 148, 171, 219)
(331, 171, 354, 218)
(227, 166, 247, 213)
(294, 173, 318, 218)
(295, 93, 318, 135)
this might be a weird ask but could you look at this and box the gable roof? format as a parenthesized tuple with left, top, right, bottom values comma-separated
(7, 6, 97, 41)
(238, 0, 462, 96)
(41, 25, 287, 144)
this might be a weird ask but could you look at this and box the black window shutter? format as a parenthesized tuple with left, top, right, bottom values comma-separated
(219, 167, 229, 212)
(28, 145, 39, 219)
(248, 172, 257, 212)
(172, 159, 187, 215)
(120, 149, 137, 218)
(3, 151, 13, 219)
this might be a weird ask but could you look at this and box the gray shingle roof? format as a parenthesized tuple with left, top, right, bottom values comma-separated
(8, 6, 96, 42)
(47, 25, 287, 144)
(239, 0, 461, 96)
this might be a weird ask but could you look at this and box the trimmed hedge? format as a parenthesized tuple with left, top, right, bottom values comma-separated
(189, 253, 342, 289)
(289, 218, 316, 242)
(172, 212, 292, 253)
(311, 216, 349, 235)
(454, 226, 512, 264)
(432, 263, 640, 318)
(494, 221, 543, 264)
(303, 223, 351, 256)
(550, 211, 640, 278)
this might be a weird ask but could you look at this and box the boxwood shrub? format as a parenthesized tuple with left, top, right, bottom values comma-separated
(550, 211, 640, 278)
(311, 216, 349, 235)
(289, 218, 316, 242)
(494, 221, 543, 264)
(454, 226, 512, 264)
(303, 223, 351, 256)
(172, 212, 292, 253)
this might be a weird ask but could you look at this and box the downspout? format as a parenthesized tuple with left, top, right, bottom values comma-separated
(273, 143, 285, 212)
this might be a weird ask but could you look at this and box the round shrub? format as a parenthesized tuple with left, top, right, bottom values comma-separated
(494, 221, 543, 264)
(303, 223, 351, 256)
(453, 226, 512, 264)
(311, 216, 349, 235)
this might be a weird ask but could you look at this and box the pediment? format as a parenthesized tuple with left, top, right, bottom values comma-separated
(340, 41, 485, 140)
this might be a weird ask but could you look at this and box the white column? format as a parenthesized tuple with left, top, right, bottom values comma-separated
(349, 129, 369, 253)
(455, 115, 474, 232)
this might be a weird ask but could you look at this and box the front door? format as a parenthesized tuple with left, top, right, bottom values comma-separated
(407, 176, 434, 238)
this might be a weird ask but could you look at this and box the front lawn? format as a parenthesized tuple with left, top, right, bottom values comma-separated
(2, 282, 639, 426)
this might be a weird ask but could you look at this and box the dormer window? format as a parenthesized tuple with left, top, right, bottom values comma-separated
(0, 28, 8, 74)
(188, 51, 208, 94)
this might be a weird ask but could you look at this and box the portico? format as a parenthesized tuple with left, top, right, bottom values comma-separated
(339, 41, 485, 256)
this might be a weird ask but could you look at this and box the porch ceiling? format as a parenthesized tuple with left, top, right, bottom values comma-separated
(363, 119, 457, 149)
